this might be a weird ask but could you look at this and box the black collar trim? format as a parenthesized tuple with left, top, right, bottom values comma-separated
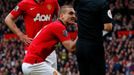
(58, 19, 65, 25)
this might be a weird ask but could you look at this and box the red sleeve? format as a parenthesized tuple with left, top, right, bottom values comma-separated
(10, 1, 25, 19)
(68, 31, 78, 40)
(52, 24, 70, 42)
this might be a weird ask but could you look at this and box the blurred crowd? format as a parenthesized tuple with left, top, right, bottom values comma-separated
(109, 0, 134, 31)
(0, 0, 134, 75)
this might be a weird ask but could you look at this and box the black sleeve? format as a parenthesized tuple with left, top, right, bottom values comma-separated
(101, 1, 112, 23)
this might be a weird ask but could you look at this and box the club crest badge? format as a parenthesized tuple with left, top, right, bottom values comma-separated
(63, 30, 68, 37)
(47, 4, 52, 10)
(107, 10, 112, 19)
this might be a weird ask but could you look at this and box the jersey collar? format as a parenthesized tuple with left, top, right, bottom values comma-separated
(58, 19, 66, 26)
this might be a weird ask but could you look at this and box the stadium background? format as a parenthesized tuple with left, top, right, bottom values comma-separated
(0, 0, 134, 75)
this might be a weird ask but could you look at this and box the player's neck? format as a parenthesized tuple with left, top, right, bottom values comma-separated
(58, 19, 67, 26)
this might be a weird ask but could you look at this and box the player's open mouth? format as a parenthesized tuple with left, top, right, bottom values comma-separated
(69, 21, 75, 25)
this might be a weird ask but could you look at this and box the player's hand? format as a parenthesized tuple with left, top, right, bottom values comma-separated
(19, 34, 33, 45)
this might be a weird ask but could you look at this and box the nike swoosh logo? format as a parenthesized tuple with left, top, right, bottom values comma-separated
(30, 7, 35, 10)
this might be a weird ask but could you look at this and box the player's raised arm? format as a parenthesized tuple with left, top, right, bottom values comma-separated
(62, 36, 78, 52)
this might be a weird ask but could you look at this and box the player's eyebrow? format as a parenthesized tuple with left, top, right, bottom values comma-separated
(69, 11, 75, 15)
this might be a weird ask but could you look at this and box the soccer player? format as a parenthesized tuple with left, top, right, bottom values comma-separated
(74, 0, 113, 75)
(22, 5, 77, 75)
(4, 0, 59, 69)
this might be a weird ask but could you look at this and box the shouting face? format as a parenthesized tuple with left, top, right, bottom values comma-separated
(60, 7, 77, 25)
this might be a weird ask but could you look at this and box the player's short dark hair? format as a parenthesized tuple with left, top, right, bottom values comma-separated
(58, 5, 73, 17)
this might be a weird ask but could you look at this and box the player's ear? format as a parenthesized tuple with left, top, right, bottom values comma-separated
(60, 14, 64, 19)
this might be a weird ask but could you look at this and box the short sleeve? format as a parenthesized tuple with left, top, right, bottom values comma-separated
(101, 1, 112, 23)
(52, 24, 70, 42)
(10, 1, 25, 19)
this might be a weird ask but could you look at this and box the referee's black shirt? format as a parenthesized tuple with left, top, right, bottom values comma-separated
(75, 0, 112, 43)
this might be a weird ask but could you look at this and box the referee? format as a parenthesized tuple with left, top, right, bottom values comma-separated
(74, 0, 113, 75)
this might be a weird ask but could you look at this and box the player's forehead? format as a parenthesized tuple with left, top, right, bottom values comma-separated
(65, 8, 75, 14)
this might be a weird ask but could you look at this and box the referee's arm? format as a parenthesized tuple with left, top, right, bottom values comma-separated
(104, 23, 112, 31)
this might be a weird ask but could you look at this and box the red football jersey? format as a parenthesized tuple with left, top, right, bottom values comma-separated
(10, 0, 59, 38)
(23, 20, 70, 64)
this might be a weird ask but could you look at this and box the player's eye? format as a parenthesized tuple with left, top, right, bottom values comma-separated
(69, 11, 75, 15)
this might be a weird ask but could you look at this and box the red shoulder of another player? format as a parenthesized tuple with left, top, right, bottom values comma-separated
(10, 0, 27, 18)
